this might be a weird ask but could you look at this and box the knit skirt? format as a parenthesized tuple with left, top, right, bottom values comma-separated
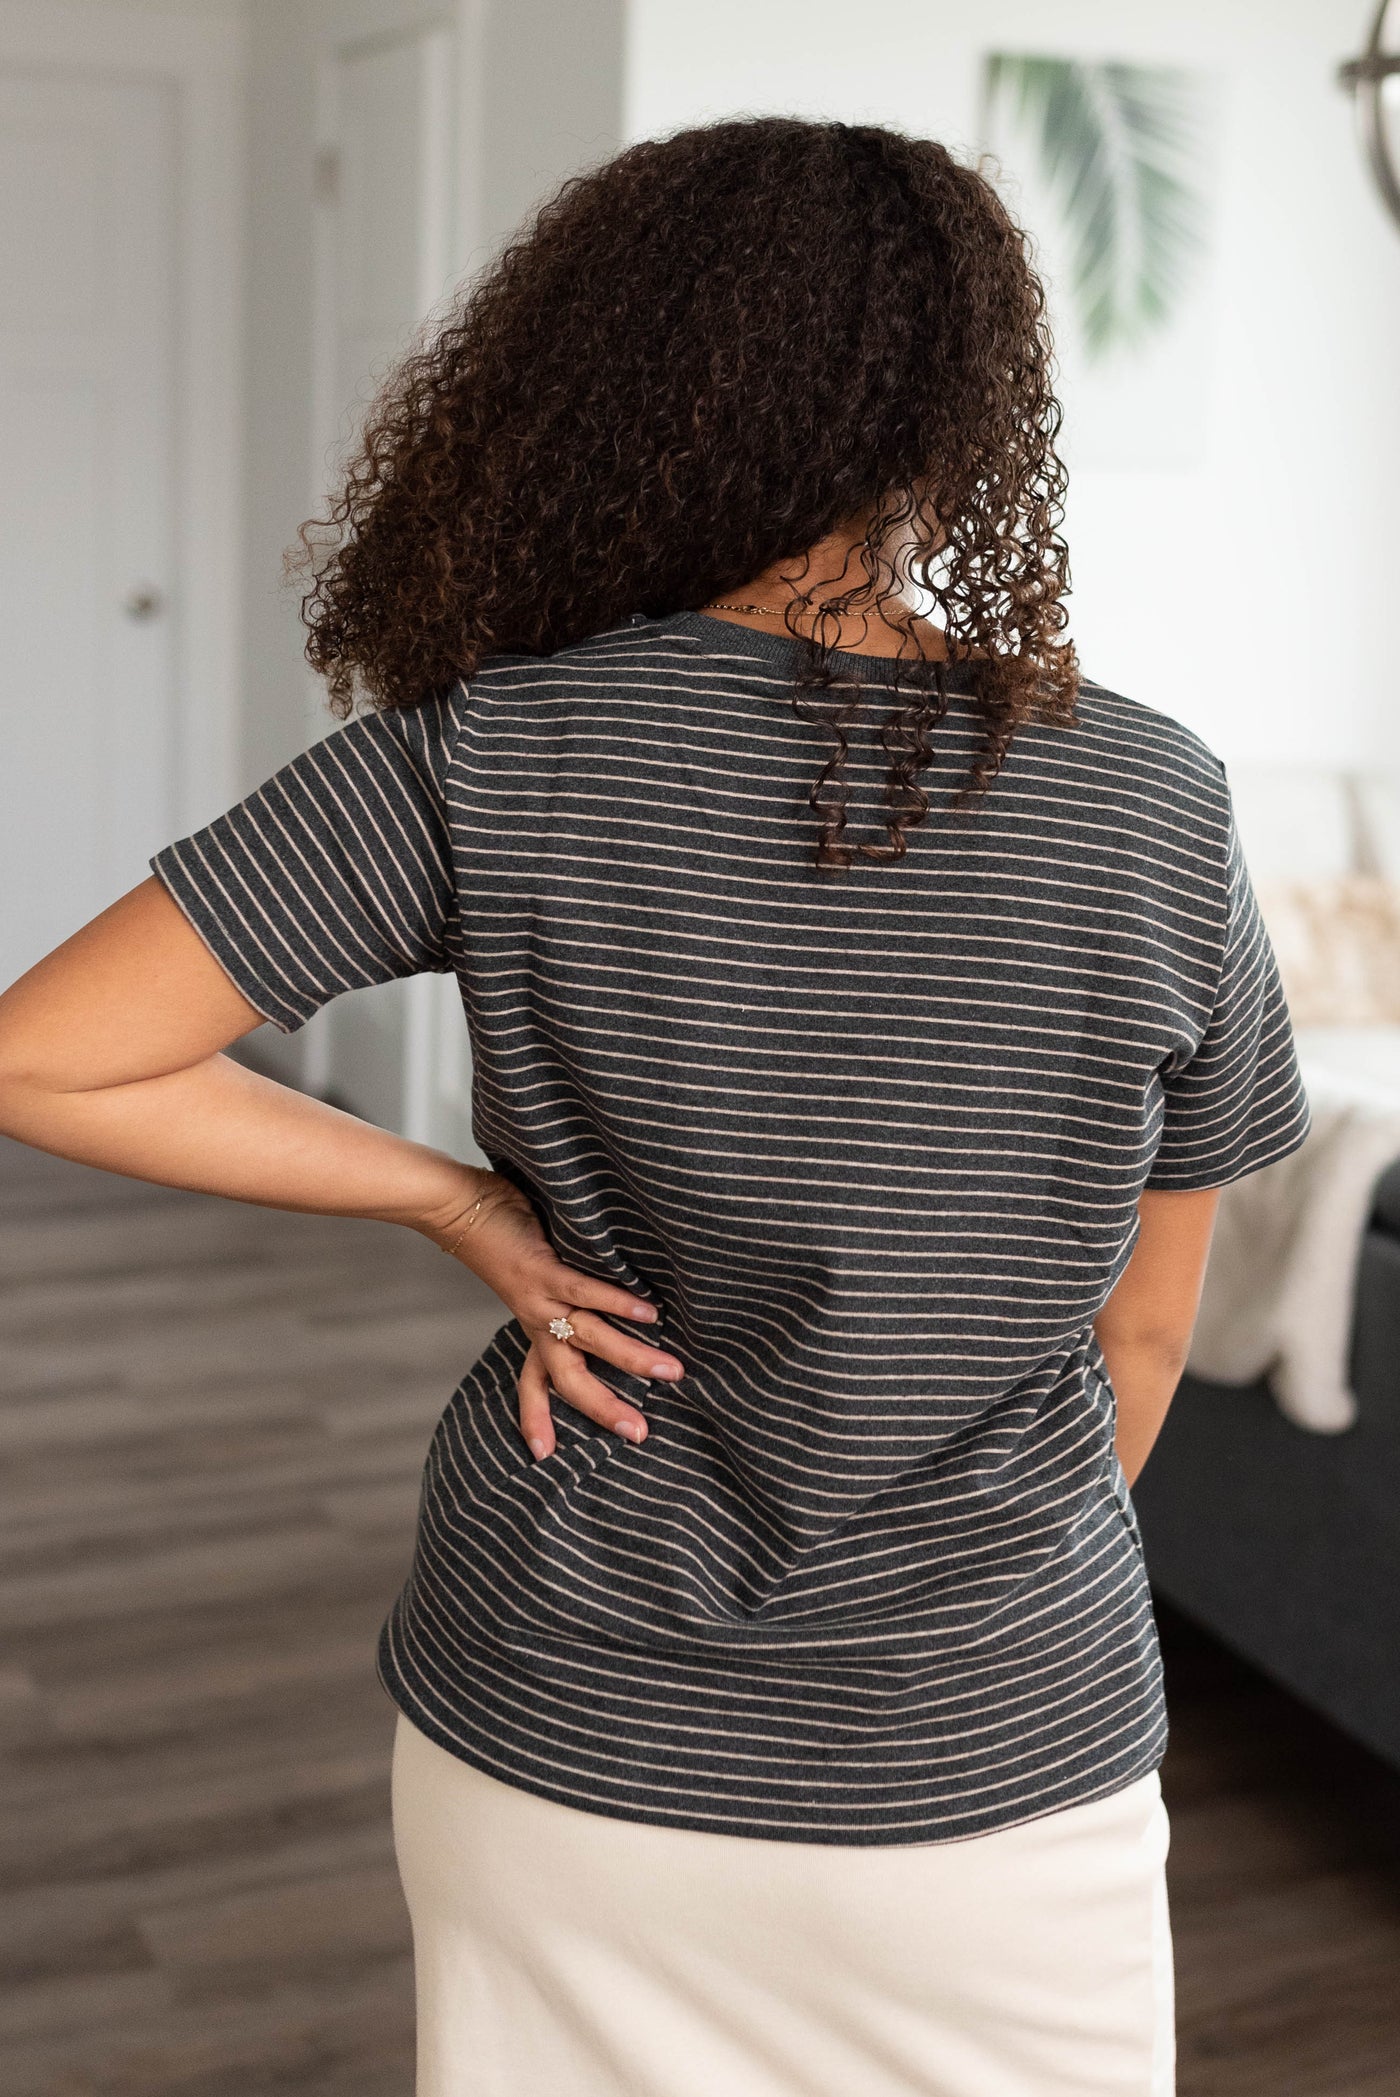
(391, 1712, 1175, 2097)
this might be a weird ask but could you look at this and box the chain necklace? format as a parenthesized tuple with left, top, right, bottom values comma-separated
(704, 599, 959, 666)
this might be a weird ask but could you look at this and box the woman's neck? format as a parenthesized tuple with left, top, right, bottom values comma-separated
(702, 521, 949, 661)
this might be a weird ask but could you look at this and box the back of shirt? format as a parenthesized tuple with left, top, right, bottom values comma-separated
(153, 609, 1308, 1843)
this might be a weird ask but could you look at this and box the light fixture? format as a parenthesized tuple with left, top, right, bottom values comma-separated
(1339, 0, 1400, 231)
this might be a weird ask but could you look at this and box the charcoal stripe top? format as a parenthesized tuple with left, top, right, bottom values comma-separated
(151, 609, 1309, 1845)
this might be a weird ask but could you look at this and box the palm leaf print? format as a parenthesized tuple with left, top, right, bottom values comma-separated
(984, 53, 1207, 358)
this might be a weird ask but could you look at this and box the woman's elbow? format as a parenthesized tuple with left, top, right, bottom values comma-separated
(1095, 1317, 1194, 1382)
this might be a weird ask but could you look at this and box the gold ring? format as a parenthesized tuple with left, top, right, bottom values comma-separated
(548, 1316, 577, 1343)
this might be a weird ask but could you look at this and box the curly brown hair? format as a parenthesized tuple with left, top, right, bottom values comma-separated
(296, 116, 1077, 870)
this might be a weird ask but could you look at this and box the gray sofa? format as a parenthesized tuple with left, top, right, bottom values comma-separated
(1135, 1159, 1400, 1770)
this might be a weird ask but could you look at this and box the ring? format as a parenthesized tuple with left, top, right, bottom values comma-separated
(548, 1315, 577, 1343)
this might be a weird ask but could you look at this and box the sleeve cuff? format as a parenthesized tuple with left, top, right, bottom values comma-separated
(1144, 1101, 1312, 1192)
(150, 847, 310, 1035)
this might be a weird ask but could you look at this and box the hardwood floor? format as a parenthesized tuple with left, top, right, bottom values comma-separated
(1160, 1607, 1400, 2095)
(3, 1135, 1399, 2095)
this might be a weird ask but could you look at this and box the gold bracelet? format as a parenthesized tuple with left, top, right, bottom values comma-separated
(438, 1189, 492, 1258)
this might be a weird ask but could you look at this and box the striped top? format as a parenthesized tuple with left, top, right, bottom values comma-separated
(152, 609, 1309, 1845)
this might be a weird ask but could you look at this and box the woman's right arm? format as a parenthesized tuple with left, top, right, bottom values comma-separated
(0, 878, 682, 1455)
(1093, 1186, 1220, 1485)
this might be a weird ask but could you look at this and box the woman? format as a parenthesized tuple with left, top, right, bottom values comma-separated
(0, 118, 1306, 2095)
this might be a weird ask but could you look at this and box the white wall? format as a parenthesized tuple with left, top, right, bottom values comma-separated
(624, 0, 1400, 770)
(241, 0, 318, 787)
(475, 0, 626, 268)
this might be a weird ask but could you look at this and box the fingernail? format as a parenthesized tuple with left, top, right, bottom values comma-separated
(619, 1420, 646, 1443)
(630, 1300, 658, 1320)
(653, 1360, 684, 1379)
(529, 1437, 550, 1460)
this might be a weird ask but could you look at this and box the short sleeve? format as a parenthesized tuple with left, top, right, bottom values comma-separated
(1145, 799, 1310, 1190)
(151, 692, 465, 1033)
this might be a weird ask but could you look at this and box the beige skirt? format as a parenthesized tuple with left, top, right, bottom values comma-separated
(391, 1713, 1174, 2097)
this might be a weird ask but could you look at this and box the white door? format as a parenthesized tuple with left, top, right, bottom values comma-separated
(0, 67, 176, 988)
(309, 2, 481, 1160)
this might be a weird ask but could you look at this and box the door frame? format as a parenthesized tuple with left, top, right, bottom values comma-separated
(301, 1, 471, 1140)
(0, 0, 245, 831)
(306, 4, 460, 694)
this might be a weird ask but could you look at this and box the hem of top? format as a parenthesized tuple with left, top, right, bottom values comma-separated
(657, 609, 980, 687)
(374, 1619, 1166, 1853)
(1143, 1107, 1312, 1193)
(148, 853, 303, 1037)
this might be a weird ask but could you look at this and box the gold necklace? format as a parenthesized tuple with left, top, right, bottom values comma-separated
(705, 599, 958, 665)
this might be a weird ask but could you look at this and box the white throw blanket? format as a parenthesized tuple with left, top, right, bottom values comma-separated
(1187, 1057, 1400, 1433)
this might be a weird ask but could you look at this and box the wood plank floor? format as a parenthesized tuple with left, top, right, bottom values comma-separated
(3, 1134, 1399, 2095)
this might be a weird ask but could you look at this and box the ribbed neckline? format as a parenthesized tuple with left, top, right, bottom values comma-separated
(661, 608, 981, 690)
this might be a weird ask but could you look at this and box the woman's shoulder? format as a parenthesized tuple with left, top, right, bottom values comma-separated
(1072, 674, 1221, 767)
(469, 614, 687, 686)
(1060, 674, 1230, 821)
